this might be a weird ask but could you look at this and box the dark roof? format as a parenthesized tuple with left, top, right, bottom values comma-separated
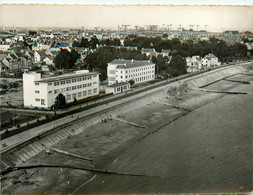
(107, 82, 130, 88)
(10, 54, 18, 59)
(0, 110, 13, 122)
(109, 59, 154, 69)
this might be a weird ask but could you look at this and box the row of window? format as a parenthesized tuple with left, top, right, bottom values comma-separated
(47, 83, 95, 94)
(66, 88, 98, 100)
(117, 70, 154, 79)
(127, 66, 154, 73)
(54, 75, 94, 86)
(34, 89, 98, 104)
(134, 75, 154, 83)
(115, 66, 155, 74)
(114, 85, 129, 93)
(34, 75, 96, 86)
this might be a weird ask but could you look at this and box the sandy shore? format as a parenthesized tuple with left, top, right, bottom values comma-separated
(1, 71, 253, 194)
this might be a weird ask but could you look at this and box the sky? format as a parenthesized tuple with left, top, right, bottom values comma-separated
(0, 1, 253, 32)
(1, 0, 253, 5)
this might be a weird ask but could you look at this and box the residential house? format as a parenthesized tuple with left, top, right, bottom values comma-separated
(34, 51, 41, 63)
(141, 48, 158, 58)
(0, 44, 11, 51)
(202, 54, 221, 69)
(186, 55, 202, 73)
(160, 49, 170, 57)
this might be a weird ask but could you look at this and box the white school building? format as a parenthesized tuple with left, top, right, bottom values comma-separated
(107, 59, 155, 85)
(23, 70, 99, 108)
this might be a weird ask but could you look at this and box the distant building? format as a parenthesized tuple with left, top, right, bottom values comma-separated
(107, 59, 155, 85)
(223, 31, 240, 39)
(23, 70, 99, 108)
(160, 49, 170, 57)
(186, 55, 202, 73)
(105, 82, 131, 94)
(141, 48, 157, 58)
(0, 44, 11, 51)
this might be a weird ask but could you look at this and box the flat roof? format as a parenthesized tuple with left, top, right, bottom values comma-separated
(107, 82, 130, 88)
(109, 59, 155, 69)
(37, 71, 99, 83)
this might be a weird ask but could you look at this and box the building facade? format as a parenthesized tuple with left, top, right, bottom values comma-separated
(107, 59, 155, 85)
(105, 82, 131, 94)
(23, 70, 99, 108)
(186, 54, 221, 73)
(186, 55, 202, 73)
(202, 54, 221, 69)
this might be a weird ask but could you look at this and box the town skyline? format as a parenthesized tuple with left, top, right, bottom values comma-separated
(0, 4, 253, 32)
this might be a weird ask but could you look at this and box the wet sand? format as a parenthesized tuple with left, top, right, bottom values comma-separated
(2, 72, 253, 194)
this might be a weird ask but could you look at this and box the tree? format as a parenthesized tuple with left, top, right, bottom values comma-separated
(53, 48, 80, 69)
(168, 55, 187, 77)
(90, 36, 100, 49)
(128, 79, 135, 87)
(54, 93, 66, 109)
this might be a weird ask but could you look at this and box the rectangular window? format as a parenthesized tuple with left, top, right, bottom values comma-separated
(48, 83, 52, 86)
(60, 80, 65, 85)
(48, 90, 52, 94)
(88, 83, 92, 87)
(93, 82, 97, 85)
(41, 99, 45, 105)
(66, 87, 71, 91)
(93, 75, 97, 77)
(66, 79, 71, 84)
(83, 84, 87, 88)
(88, 89, 91, 95)
(77, 85, 82, 89)
(93, 88, 97, 94)
(35, 98, 40, 102)
(78, 92, 82, 97)
(54, 90, 58, 94)
(54, 81, 59, 86)
(72, 78, 76, 82)
(77, 77, 82, 82)
(83, 91, 87, 96)
(35, 90, 40, 93)
(66, 94, 71, 100)
(72, 86, 76, 90)
(61, 88, 66, 92)
(88, 76, 92, 80)
(83, 76, 87, 80)
(35, 82, 39, 86)
(72, 93, 76, 99)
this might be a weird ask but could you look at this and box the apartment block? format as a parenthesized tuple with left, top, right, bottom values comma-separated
(107, 59, 155, 85)
(23, 70, 99, 108)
